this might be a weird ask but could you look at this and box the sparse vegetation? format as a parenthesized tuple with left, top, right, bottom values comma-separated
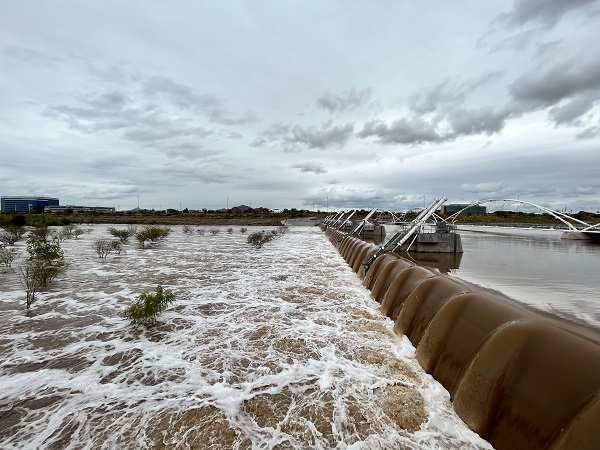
(209, 228, 220, 235)
(182, 225, 194, 234)
(93, 238, 122, 259)
(108, 226, 137, 243)
(246, 225, 290, 249)
(18, 229, 68, 308)
(19, 263, 42, 309)
(0, 226, 25, 246)
(246, 231, 276, 249)
(240, 227, 247, 234)
(0, 245, 17, 269)
(227, 227, 233, 234)
(135, 225, 171, 247)
(196, 228, 205, 235)
(124, 285, 175, 326)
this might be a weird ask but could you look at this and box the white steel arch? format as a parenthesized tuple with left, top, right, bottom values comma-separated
(447, 198, 600, 232)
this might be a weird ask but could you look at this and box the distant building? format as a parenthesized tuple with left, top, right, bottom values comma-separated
(44, 205, 116, 214)
(231, 205, 252, 212)
(442, 204, 487, 215)
(1, 196, 59, 213)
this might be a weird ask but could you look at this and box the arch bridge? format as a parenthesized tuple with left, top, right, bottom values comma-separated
(446, 199, 600, 240)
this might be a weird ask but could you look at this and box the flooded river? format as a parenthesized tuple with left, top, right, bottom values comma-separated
(454, 226, 600, 329)
(0, 226, 490, 449)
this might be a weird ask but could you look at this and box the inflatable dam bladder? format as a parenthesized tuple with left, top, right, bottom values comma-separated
(323, 227, 600, 450)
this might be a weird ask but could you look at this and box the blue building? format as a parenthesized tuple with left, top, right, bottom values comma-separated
(1, 196, 59, 213)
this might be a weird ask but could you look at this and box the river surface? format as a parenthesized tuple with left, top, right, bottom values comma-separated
(0, 225, 490, 449)
(453, 225, 600, 329)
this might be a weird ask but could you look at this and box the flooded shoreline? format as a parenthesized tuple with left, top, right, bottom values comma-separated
(0, 225, 490, 449)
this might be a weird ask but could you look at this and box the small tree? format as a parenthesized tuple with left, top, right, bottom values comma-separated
(124, 285, 175, 326)
(108, 226, 137, 243)
(135, 225, 171, 247)
(18, 263, 42, 309)
(61, 224, 77, 239)
(182, 225, 194, 234)
(246, 231, 275, 249)
(26, 230, 67, 286)
(93, 239, 122, 259)
(0, 226, 25, 246)
(0, 245, 17, 269)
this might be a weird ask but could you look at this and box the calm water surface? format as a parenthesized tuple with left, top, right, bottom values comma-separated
(452, 226, 600, 328)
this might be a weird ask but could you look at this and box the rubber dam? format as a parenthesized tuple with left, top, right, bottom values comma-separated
(323, 225, 600, 450)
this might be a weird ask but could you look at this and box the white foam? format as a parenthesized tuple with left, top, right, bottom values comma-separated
(0, 225, 492, 449)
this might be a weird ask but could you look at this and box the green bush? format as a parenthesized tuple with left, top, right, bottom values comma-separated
(135, 225, 171, 247)
(26, 230, 67, 286)
(108, 226, 137, 243)
(124, 285, 175, 326)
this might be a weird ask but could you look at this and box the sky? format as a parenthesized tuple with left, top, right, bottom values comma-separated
(1, 0, 599, 213)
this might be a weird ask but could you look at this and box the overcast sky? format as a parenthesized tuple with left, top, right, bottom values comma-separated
(1, 0, 599, 213)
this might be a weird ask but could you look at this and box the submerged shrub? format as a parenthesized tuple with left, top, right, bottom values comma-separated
(0, 245, 17, 269)
(93, 238, 122, 259)
(108, 226, 137, 243)
(240, 227, 247, 234)
(124, 285, 175, 326)
(0, 225, 25, 246)
(135, 225, 171, 247)
(25, 230, 67, 286)
(182, 225, 194, 234)
(246, 231, 275, 249)
(18, 230, 68, 309)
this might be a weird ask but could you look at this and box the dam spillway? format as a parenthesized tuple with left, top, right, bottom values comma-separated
(324, 226, 600, 450)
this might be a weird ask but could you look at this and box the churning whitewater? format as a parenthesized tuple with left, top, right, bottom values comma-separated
(0, 226, 491, 449)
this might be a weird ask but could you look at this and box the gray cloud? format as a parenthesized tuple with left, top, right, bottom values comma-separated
(357, 118, 443, 145)
(316, 88, 372, 113)
(143, 76, 256, 125)
(447, 106, 511, 136)
(509, 58, 600, 106)
(2, 45, 60, 67)
(549, 95, 599, 125)
(123, 126, 212, 143)
(497, 0, 598, 27)
(460, 181, 508, 195)
(408, 81, 467, 115)
(303, 187, 388, 209)
(508, 56, 600, 125)
(292, 162, 327, 174)
(43, 90, 159, 133)
(253, 121, 354, 152)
